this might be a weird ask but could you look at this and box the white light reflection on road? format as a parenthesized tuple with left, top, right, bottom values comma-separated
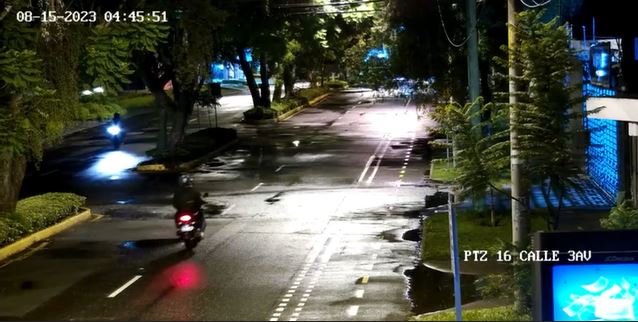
(85, 150, 147, 180)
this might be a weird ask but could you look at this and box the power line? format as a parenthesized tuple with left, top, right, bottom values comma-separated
(520, 0, 552, 9)
(274, 0, 385, 9)
(435, 0, 482, 48)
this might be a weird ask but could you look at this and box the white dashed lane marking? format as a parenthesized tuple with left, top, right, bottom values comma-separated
(347, 305, 360, 317)
(107, 275, 142, 298)
(250, 182, 263, 192)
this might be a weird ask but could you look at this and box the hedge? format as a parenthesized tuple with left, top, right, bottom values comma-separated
(411, 305, 530, 321)
(0, 193, 86, 247)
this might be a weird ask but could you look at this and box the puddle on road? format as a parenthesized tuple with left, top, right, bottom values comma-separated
(404, 264, 479, 315)
(402, 229, 421, 242)
(120, 239, 180, 249)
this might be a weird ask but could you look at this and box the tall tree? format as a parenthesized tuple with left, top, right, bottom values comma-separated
(0, 0, 167, 213)
(133, 0, 226, 152)
(505, 10, 580, 230)
(431, 97, 511, 226)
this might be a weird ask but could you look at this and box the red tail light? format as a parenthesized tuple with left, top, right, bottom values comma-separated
(178, 214, 193, 222)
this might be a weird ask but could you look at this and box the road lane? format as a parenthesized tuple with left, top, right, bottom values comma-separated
(1, 91, 436, 321)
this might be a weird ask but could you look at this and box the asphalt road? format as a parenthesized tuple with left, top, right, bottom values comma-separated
(3, 90, 438, 321)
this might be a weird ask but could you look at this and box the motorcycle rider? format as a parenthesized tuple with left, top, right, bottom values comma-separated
(107, 112, 126, 148)
(172, 175, 207, 234)
(112, 112, 121, 125)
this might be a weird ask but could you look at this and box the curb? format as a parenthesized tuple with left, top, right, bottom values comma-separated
(0, 208, 93, 262)
(243, 118, 277, 125)
(277, 92, 331, 122)
(135, 138, 239, 174)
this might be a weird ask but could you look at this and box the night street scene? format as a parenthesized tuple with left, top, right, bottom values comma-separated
(1, 0, 638, 321)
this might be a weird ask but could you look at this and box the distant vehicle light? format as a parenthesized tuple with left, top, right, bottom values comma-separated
(292, 140, 300, 147)
(81, 90, 93, 96)
(93, 86, 105, 93)
(107, 125, 121, 136)
(179, 214, 193, 222)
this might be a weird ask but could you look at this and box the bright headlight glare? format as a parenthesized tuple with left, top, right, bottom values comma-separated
(107, 125, 121, 135)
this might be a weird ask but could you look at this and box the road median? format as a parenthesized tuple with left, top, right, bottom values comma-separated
(135, 127, 238, 174)
(277, 92, 331, 122)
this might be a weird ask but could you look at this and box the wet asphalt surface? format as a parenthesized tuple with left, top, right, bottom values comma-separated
(1, 90, 440, 321)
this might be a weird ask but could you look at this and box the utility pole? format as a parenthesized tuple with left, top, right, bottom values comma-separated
(508, 0, 530, 311)
(466, 0, 480, 109)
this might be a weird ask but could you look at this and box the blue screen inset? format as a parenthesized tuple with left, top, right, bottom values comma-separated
(552, 264, 638, 321)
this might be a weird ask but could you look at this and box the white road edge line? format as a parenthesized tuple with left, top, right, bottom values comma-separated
(366, 138, 392, 184)
(357, 155, 376, 183)
(275, 165, 286, 173)
(250, 182, 264, 192)
(221, 204, 236, 216)
(355, 289, 365, 298)
(107, 275, 142, 298)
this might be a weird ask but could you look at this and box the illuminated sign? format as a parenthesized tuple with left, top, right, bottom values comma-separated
(552, 263, 638, 321)
(590, 43, 611, 88)
(533, 230, 638, 321)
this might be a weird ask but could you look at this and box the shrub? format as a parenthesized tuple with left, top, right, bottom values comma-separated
(0, 217, 26, 246)
(0, 193, 86, 246)
(297, 87, 328, 102)
(243, 107, 278, 120)
(272, 98, 307, 114)
(16, 193, 86, 231)
(325, 79, 348, 89)
(75, 102, 124, 121)
(601, 195, 638, 229)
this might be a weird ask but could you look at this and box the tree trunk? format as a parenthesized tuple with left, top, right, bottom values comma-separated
(136, 52, 174, 154)
(169, 108, 188, 150)
(540, 180, 558, 230)
(320, 59, 325, 87)
(150, 89, 172, 152)
(490, 187, 496, 227)
(284, 65, 295, 98)
(259, 52, 271, 108)
(168, 82, 194, 150)
(0, 153, 27, 214)
(237, 46, 261, 108)
(273, 79, 283, 103)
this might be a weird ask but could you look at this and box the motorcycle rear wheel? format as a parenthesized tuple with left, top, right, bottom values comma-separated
(184, 239, 199, 250)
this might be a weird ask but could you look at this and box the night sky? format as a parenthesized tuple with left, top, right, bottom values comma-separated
(566, 0, 637, 38)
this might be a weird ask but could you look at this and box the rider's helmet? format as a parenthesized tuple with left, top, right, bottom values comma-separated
(178, 175, 194, 187)
(113, 112, 121, 123)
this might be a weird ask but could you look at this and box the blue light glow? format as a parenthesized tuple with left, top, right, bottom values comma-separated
(552, 263, 638, 321)
(85, 150, 146, 180)
(365, 47, 389, 61)
(583, 84, 618, 197)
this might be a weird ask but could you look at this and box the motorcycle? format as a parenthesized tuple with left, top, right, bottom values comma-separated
(175, 210, 204, 250)
(106, 123, 124, 149)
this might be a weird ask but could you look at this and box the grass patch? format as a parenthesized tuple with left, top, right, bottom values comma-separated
(271, 98, 306, 114)
(325, 79, 349, 89)
(422, 209, 546, 261)
(297, 87, 329, 102)
(429, 158, 511, 187)
(0, 193, 86, 247)
(411, 305, 530, 321)
(430, 158, 459, 182)
(118, 94, 155, 110)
